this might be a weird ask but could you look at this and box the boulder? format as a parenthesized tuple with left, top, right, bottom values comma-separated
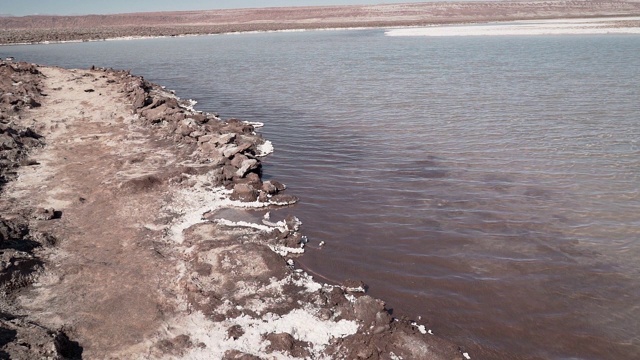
(0, 134, 17, 149)
(235, 158, 259, 178)
(353, 296, 390, 327)
(261, 181, 278, 195)
(231, 183, 257, 202)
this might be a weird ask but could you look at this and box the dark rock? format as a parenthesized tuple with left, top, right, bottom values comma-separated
(224, 119, 254, 134)
(261, 181, 277, 195)
(257, 191, 269, 203)
(54, 331, 83, 359)
(269, 194, 298, 205)
(271, 180, 286, 192)
(223, 350, 261, 360)
(285, 215, 301, 232)
(280, 232, 303, 248)
(227, 325, 244, 340)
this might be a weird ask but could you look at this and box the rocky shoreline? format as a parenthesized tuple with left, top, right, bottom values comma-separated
(2, 1, 640, 45)
(0, 60, 464, 359)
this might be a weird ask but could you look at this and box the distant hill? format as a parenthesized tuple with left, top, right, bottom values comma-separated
(2, 1, 640, 44)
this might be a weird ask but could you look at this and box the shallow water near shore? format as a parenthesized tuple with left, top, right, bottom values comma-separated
(4, 29, 640, 359)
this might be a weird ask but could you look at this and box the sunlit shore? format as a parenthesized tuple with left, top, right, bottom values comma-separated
(386, 16, 640, 36)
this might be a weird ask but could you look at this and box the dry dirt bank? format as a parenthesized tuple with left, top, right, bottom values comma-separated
(0, 60, 466, 359)
(2, 1, 640, 44)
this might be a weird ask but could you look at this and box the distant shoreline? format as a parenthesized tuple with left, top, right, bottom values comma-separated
(2, 16, 640, 47)
(2, 1, 640, 45)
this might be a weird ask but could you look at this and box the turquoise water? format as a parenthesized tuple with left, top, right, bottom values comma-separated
(3, 30, 640, 359)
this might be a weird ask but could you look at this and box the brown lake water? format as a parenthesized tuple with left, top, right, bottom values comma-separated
(4, 29, 640, 359)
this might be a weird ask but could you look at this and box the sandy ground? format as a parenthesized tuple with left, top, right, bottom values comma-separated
(0, 62, 465, 359)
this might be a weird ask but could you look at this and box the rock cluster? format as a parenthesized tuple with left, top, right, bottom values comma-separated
(94, 66, 297, 205)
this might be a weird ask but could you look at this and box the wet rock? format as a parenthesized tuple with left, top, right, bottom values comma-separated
(0, 319, 82, 360)
(343, 279, 367, 293)
(325, 286, 349, 307)
(54, 331, 84, 359)
(277, 232, 304, 248)
(258, 191, 269, 202)
(224, 119, 254, 134)
(285, 215, 302, 232)
(231, 183, 257, 202)
(261, 181, 278, 195)
(271, 180, 286, 192)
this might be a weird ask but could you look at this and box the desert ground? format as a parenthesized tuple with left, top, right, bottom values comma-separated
(2, 1, 640, 44)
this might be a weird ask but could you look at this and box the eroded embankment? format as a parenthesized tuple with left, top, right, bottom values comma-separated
(0, 61, 463, 359)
